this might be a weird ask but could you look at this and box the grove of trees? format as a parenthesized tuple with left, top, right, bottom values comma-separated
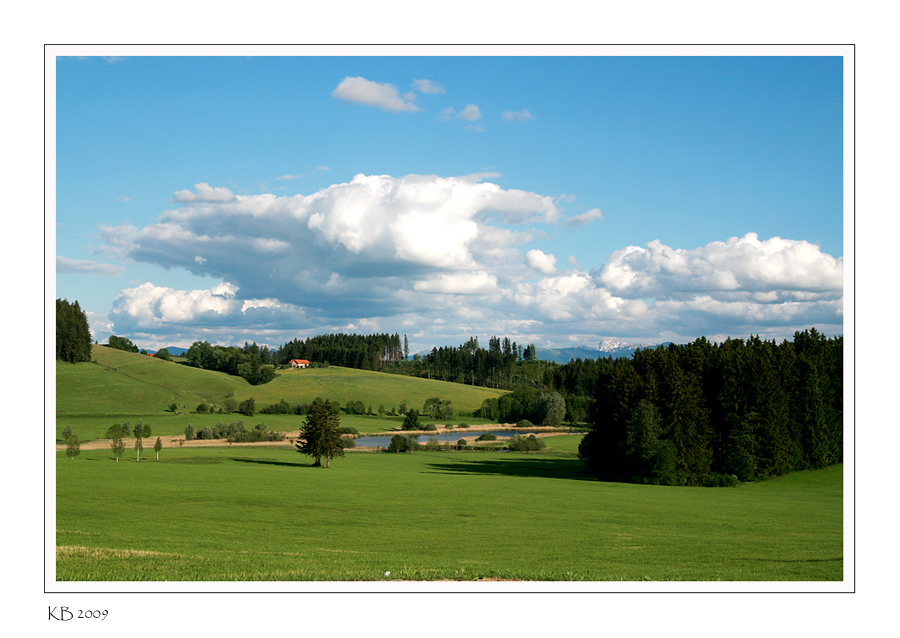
(56, 299, 92, 363)
(573, 330, 842, 486)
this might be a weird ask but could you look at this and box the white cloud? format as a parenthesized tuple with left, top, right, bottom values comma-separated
(277, 174, 301, 180)
(96, 176, 842, 348)
(598, 233, 843, 299)
(116, 195, 132, 202)
(413, 79, 446, 94)
(526, 249, 558, 275)
(57, 256, 124, 276)
(565, 208, 603, 227)
(502, 109, 535, 121)
(332, 76, 420, 113)
(440, 105, 482, 122)
(172, 183, 235, 203)
(458, 105, 482, 121)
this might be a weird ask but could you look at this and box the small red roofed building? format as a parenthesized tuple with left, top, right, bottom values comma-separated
(289, 359, 310, 369)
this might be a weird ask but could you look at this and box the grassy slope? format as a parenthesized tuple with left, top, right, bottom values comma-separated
(56, 346, 249, 415)
(232, 366, 506, 414)
(55, 346, 508, 437)
(56, 447, 843, 581)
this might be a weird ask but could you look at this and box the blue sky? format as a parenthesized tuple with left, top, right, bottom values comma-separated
(54, 52, 845, 352)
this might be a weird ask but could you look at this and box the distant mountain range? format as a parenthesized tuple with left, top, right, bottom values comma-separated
(535, 339, 673, 364)
(148, 346, 189, 356)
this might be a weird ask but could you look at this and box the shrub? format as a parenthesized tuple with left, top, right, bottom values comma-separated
(238, 397, 256, 417)
(456, 439, 468, 449)
(340, 438, 356, 449)
(507, 434, 546, 452)
(424, 423, 437, 431)
(703, 473, 741, 488)
(401, 409, 421, 431)
(184, 423, 195, 440)
(424, 437, 441, 451)
(457, 423, 469, 429)
(338, 426, 359, 435)
(516, 419, 535, 429)
(199, 427, 214, 440)
(260, 399, 291, 415)
(476, 433, 497, 441)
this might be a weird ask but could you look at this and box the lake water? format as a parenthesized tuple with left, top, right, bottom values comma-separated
(353, 430, 537, 447)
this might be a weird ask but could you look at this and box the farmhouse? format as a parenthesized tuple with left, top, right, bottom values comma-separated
(289, 359, 310, 369)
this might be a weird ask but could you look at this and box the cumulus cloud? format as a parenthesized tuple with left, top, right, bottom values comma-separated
(565, 208, 603, 227)
(96, 176, 843, 349)
(440, 105, 482, 122)
(413, 79, 445, 94)
(332, 76, 420, 113)
(502, 109, 535, 121)
(172, 183, 235, 203)
(57, 256, 124, 276)
(526, 249, 558, 275)
(598, 233, 843, 299)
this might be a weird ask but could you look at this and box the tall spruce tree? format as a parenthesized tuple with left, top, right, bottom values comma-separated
(296, 400, 344, 467)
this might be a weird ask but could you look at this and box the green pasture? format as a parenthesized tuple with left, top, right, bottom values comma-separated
(57, 346, 506, 418)
(55, 445, 843, 582)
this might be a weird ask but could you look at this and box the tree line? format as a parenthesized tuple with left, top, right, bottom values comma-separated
(572, 330, 842, 486)
(56, 299, 92, 363)
(274, 333, 406, 370)
(184, 341, 277, 385)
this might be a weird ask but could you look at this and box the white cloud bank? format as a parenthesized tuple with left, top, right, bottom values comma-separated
(95, 174, 843, 348)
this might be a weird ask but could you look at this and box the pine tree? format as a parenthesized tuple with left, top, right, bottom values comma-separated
(296, 400, 344, 467)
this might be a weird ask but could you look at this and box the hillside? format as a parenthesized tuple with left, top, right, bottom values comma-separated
(231, 366, 507, 415)
(56, 345, 507, 416)
(56, 345, 249, 415)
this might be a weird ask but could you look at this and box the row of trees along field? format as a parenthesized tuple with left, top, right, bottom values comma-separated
(184, 341, 277, 385)
(274, 333, 406, 370)
(56, 299, 92, 363)
(569, 330, 842, 486)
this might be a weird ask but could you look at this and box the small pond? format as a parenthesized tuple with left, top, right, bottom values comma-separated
(353, 430, 537, 447)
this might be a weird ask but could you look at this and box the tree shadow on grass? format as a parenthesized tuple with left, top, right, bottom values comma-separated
(423, 455, 595, 482)
(230, 456, 315, 468)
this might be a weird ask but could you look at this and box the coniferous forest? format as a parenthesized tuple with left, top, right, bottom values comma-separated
(570, 330, 842, 486)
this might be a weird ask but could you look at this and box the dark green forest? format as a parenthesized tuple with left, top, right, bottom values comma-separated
(56, 298, 92, 363)
(570, 330, 842, 486)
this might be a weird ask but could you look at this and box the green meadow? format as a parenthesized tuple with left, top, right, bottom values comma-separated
(54, 346, 843, 582)
(58, 346, 505, 418)
(55, 444, 842, 582)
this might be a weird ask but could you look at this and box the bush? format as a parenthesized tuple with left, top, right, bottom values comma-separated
(476, 432, 497, 441)
(401, 409, 421, 431)
(197, 403, 209, 413)
(424, 423, 437, 431)
(260, 399, 291, 415)
(424, 437, 441, 451)
(703, 473, 741, 488)
(507, 434, 546, 452)
(456, 439, 467, 449)
(338, 426, 359, 435)
(238, 397, 256, 417)
(339, 438, 356, 449)
(516, 419, 535, 428)
(184, 423, 195, 440)
(387, 433, 420, 453)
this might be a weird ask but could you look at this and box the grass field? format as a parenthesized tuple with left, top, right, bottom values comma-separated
(55, 444, 842, 582)
(57, 346, 506, 418)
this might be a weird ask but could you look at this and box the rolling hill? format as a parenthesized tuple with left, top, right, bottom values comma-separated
(56, 345, 507, 416)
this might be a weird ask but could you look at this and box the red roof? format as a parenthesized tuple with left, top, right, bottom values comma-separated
(289, 359, 310, 364)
